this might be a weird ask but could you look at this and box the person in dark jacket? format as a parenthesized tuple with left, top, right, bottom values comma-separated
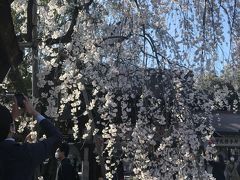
(209, 154, 226, 180)
(0, 96, 62, 180)
(55, 142, 78, 180)
(225, 156, 240, 180)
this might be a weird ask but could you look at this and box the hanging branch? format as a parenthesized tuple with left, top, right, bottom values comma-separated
(228, 0, 237, 62)
(208, 0, 217, 43)
(45, 7, 78, 45)
(45, 0, 94, 46)
(139, 33, 161, 67)
(199, 0, 207, 73)
(133, 0, 140, 9)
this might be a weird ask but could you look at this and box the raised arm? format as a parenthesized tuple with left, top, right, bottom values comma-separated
(18, 96, 63, 168)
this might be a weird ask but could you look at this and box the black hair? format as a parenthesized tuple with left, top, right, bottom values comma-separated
(59, 142, 69, 157)
(218, 154, 224, 163)
(0, 105, 13, 142)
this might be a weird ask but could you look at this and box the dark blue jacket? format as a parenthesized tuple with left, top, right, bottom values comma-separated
(0, 119, 62, 180)
(209, 161, 226, 180)
(56, 158, 77, 180)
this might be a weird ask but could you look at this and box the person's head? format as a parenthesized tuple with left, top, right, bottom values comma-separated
(0, 105, 14, 142)
(218, 154, 224, 162)
(230, 156, 235, 162)
(215, 154, 224, 163)
(214, 155, 219, 162)
(55, 142, 69, 161)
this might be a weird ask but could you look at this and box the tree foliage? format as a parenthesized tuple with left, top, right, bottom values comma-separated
(2, 0, 239, 179)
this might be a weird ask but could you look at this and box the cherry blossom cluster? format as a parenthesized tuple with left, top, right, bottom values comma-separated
(7, 0, 239, 179)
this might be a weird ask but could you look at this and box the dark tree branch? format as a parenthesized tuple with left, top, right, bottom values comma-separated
(45, 7, 78, 45)
(27, 0, 34, 42)
(142, 25, 147, 67)
(45, 0, 94, 46)
(229, 0, 237, 60)
(199, 0, 207, 72)
(102, 35, 130, 42)
(8, 68, 28, 94)
(16, 33, 28, 42)
(133, 0, 139, 9)
(139, 33, 160, 67)
(208, 0, 216, 43)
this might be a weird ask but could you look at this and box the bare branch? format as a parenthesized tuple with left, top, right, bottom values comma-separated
(102, 35, 130, 42)
(139, 33, 161, 67)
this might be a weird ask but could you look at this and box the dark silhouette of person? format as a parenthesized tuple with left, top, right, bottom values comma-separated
(225, 156, 240, 180)
(113, 161, 124, 180)
(209, 154, 226, 180)
(41, 157, 58, 180)
(55, 142, 78, 180)
(0, 96, 62, 180)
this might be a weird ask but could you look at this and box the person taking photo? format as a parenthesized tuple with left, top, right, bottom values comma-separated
(0, 95, 62, 180)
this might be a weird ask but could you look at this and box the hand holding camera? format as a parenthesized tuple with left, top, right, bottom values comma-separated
(15, 93, 25, 108)
(12, 93, 39, 120)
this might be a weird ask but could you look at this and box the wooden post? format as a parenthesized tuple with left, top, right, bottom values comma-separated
(32, 0, 39, 99)
(82, 147, 89, 180)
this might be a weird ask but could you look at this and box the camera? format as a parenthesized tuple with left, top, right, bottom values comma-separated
(14, 93, 25, 108)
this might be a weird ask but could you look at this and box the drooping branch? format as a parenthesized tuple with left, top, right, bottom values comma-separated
(228, 0, 237, 61)
(208, 0, 216, 43)
(102, 35, 130, 43)
(199, 0, 207, 72)
(45, 7, 78, 45)
(133, 0, 140, 9)
(94, 34, 131, 48)
(139, 33, 161, 67)
(45, 0, 94, 46)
